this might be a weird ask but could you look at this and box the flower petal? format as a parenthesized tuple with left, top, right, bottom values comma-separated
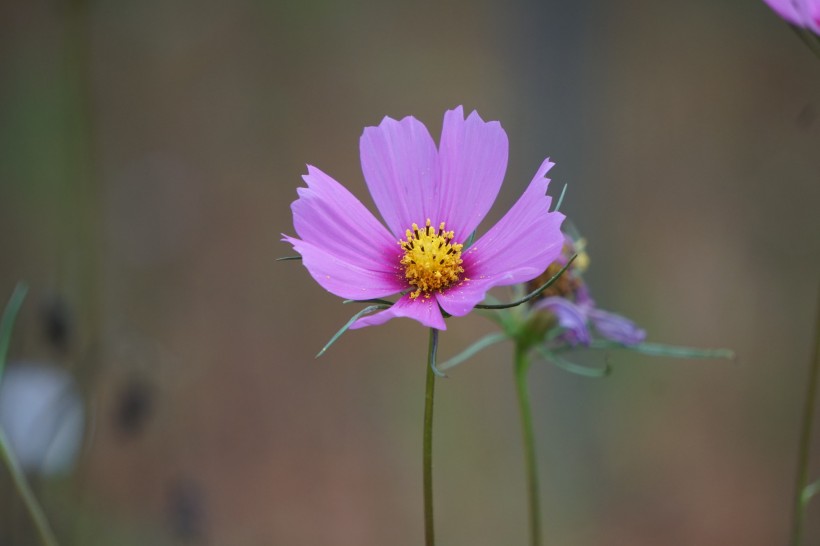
(533, 297, 592, 346)
(283, 236, 404, 300)
(292, 165, 401, 273)
(434, 278, 496, 317)
(360, 115, 440, 237)
(762, 0, 820, 31)
(762, 0, 803, 26)
(465, 158, 564, 282)
(350, 294, 447, 330)
(588, 308, 646, 345)
(437, 106, 509, 241)
(437, 158, 564, 316)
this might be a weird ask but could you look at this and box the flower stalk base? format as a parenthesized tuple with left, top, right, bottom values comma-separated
(515, 344, 542, 546)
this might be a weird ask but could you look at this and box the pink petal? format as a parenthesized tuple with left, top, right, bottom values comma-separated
(466, 157, 565, 282)
(533, 297, 592, 346)
(762, 0, 803, 26)
(588, 308, 647, 345)
(360, 115, 440, 238)
(286, 166, 408, 299)
(435, 278, 496, 317)
(350, 294, 447, 330)
(283, 236, 404, 300)
(438, 158, 564, 316)
(810, 0, 820, 32)
(292, 165, 400, 272)
(437, 106, 509, 241)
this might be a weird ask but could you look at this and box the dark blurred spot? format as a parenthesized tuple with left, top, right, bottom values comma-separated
(113, 378, 153, 438)
(796, 104, 815, 130)
(167, 479, 206, 541)
(40, 296, 72, 354)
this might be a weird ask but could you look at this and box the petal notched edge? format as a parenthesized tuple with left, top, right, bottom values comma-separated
(462, 157, 565, 288)
(437, 106, 509, 241)
(360, 115, 440, 237)
(292, 165, 400, 273)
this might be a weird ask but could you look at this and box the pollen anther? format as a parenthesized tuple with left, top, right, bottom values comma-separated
(399, 219, 464, 299)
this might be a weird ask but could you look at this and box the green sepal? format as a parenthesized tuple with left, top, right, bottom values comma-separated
(438, 332, 509, 372)
(316, 304, 390, 358)
(535, 345, 611, 378)
(588, 340, 735, 360)
(0, 283, 28, 380)
(276, 255, 302, 261)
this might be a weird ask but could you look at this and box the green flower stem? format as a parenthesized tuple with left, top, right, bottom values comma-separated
(0, 429, 59, 546)
(0, 284, 28, 379)
(790, 289, 820, 546)
(514, 344, 542, 546)
(423, 328, 439, 546)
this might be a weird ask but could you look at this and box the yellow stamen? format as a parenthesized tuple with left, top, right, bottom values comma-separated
(399, 219, 464, 299)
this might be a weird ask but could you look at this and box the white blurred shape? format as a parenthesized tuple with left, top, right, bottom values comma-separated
(0, 361, 85, 476)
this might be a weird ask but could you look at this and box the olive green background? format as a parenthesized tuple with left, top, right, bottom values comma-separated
(1, 0, 819, 544)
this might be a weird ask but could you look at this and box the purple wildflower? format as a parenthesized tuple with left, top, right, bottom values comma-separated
(284, 107, 565, 331)
(762, 0, 820, 33)
(530, 236, 646, 347)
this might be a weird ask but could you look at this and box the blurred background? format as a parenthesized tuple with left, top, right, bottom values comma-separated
(1, 0, 819, 544)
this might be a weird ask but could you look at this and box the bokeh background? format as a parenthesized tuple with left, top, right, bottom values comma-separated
(1, 0, 819, 544)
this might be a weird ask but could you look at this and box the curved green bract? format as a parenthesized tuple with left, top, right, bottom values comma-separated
(438, 332, 509, 372)
(535, 346, 611, 378)
(589, 340, 735, 360)
(476, 255, 577, 310)
(316, 304, 390, 358)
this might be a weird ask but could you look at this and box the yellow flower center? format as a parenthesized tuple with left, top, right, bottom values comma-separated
(399, 219, 464, 300)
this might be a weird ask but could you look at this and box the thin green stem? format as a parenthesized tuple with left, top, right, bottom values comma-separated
(0, 430, 59, 546)
(0, 283, 28, 379)
(514, 344, 542, 546)
(0, 284, 59, 546)
(423, 328, 439, 546)
(789, 288, 820, 546)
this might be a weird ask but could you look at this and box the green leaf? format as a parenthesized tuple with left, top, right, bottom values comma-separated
(316, 304, 390, 358)
(0, 283, 28, 381)
(438, 332, 509, 372)
(588, 340, 735, 360)
(276, 255, 302, 261)
(535, 345, 611, 378)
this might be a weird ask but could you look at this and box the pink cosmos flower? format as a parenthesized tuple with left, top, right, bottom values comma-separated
(284, 106, 565, 331)
(762, 0, 820, 33)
